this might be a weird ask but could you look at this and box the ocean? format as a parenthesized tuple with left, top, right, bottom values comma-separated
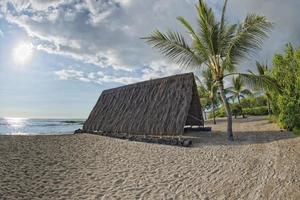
(0, 118, 84, 135)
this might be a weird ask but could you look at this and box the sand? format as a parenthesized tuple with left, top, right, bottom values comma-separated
(0, 116, 299, 199)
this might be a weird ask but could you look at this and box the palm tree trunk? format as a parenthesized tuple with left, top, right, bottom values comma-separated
(238, 96, 245, 118)
(217, 80, 233, 141)
(212, 99, 216, 124)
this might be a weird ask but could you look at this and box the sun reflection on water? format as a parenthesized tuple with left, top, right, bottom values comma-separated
(4, 117, 27, 134)
(0, 117, 83, 135)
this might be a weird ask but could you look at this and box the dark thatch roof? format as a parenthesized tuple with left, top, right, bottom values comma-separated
(83, 72, 203, 135)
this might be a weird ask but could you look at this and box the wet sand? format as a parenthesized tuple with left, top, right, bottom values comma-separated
(0, 116, 299, 199)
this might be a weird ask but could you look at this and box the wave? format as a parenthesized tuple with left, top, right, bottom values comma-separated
(61, 120, 84, 124)
(0, 120, 84, 129)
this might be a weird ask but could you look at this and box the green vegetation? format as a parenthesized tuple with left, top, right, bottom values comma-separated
(270, 44, 300, 132)
(243, 106, 268, 116)
(197, 69, 219, 124)
(209, 106, 268, 118)
(209, 44, 300, 136)
(143, 0, 274, 140)
(208, 96, 268, 118)
(208, 107, 225, 118)
(143, 0, 299, 138)
(253, 62, 274, 115)
(240, 96, 267, 108)
(226, 76, 252, 118)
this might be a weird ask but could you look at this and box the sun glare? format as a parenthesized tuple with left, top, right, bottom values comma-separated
(4, 117, 27, 129)
(13, 42, 33, 64)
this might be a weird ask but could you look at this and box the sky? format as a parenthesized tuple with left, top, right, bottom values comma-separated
(0, 0, 299, 118)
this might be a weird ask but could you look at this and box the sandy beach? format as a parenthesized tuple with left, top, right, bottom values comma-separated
(0, 116, 299, 199)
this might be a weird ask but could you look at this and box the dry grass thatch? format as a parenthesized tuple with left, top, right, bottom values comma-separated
(83, 73, 203, 135)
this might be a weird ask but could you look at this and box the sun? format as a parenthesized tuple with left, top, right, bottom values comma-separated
(13, 42, 33, 64)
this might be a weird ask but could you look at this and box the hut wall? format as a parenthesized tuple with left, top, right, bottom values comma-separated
(83, 73, 203, 135)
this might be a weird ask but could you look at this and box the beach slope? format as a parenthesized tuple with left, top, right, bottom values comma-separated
(0, 116, 299, 199)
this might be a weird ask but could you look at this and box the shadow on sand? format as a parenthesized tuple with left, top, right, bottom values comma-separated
(186, 130, 296, 146)
(185, 116, 296, 146)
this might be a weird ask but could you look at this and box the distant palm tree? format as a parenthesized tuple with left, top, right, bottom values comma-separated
(143, 0, 275, 140)
(197, 69, 218, 124)
(197, 84, 209, 120)
(250, 61, 281, 116)
(226, 76, 252, 118)
(199, 69, 218, 124)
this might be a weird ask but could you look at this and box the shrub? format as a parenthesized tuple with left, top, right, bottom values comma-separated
(278, 100, 300, 131)
(216, 107, 226, 117)
(270, 44, 300, 131)
(240, 98, 251, 108)
(231, 104, 242, 118)
(240, 96, 267, 108)
(208, 105, 268, 118)
(243, 106, 269, 116)
(208, 107, 226, 118)
(255, 96, 268, 107)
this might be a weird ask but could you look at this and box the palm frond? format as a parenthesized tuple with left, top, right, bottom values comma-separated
(255, 61, 269, 76)
(249, 63, 282, 93)
(196, 0, 220, 55)
(238, 72, 282, 93)
(232, 75, 244, 91)
(224, 87, 238, 98)
(194, 75, 202, 85)
(225, 15, 273, 65)
(220, 0, 228, 32)
(202, 69, 216, 92)
(218, 0, 231, 59)
(177, 16, 209, 58)
(197, 85, 209, 98)
(142, 30, 204, 68)
(220, 24, 237, 59)
(225, 87, 235, 92)
(241, 89, 253, 96)
(226, 95, 235, 102)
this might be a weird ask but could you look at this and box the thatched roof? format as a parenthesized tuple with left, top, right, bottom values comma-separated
(83, 72, 203, 135)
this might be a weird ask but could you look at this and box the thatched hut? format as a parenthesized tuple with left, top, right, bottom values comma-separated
(83, 72, 203, 136)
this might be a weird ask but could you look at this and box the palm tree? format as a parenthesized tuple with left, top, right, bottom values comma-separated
(197, 84, 210, 120)
(143, 0, 274, 140)
(199, 69, 218, 124)
(226, 76, 252, 118)
(250, 61, 281, 116)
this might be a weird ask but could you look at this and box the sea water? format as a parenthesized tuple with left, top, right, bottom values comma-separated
(0, 118, 84, 135)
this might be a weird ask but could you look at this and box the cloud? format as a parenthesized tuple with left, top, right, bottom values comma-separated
(1, 0, 300, 85)
(54, 68, 138, 84)
(54, 60, 186, 85)
(0, 0, 195, 71)
(228, 0, 300, 60)
(54, 69, 85, 80)
(0, 29, 3, 37)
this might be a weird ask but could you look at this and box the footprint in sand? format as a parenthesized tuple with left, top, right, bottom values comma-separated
(114, 179, 124, 185)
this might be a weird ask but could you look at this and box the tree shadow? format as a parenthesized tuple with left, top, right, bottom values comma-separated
(204, 115, 269, 124)
(185, 115, 296, 146)
(185, 130, 296, 146)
